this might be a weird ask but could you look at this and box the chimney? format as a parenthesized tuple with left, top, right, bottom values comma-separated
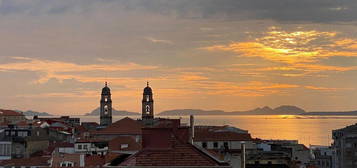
(189, 115, 195, 144)
(241, 142, 246, 168)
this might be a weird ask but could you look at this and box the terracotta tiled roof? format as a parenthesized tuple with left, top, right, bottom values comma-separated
(85, 155, 106, 167)
(74, 125, 88, 133)
(91, 117, 142, 135)
(85, 152, 123, 167)
(105, 152, 122, 163)
(194, 126, 253, 141)
(108, 136, 141, 151)
(0, 121, 10, 126)
(119, 143, 227, 167)
(0, 109, 24, 116)
(0, 156, 50, 166)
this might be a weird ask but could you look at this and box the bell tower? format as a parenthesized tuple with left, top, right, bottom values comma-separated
(100, 82, 112, 126)
(142, 82, 154, 120)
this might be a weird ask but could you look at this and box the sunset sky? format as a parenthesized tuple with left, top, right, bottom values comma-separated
(0, 0, 356, 115)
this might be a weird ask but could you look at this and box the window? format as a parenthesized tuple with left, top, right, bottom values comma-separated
(213, 142, 218, 148)
(78, 144, 82, 150)
(121, 144, 128, 149)
(0, 144, 4, 156)
(83, 145, 87, 150)
(202, 142, 207, 148)
(223, 142, 228, 149)
(60, 161, 74, 167)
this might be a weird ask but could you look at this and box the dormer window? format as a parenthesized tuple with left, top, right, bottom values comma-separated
(121, 144, 129, 149)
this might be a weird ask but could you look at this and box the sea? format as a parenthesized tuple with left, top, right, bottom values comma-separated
(32, 115, 357, 147)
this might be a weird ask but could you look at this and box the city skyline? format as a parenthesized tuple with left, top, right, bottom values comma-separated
(0, 0, 356, 115)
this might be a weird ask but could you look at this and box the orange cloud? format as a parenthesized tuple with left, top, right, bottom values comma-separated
(0, 57, 157, 83)
(304, 86, 354, 92)
(202, 27, 357, 64)
(189, 80, 300, 97)
(179, 72, 209, 81)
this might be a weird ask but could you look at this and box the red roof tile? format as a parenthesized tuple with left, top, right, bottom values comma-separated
(119, 143, 227, 167)
(194, 126, 253, 141)
(74, 125, 88, 133)
(0, 156, 50, 166)
(85, 152, 122, 167)
(108, 136, 141, 151)
(0, 109, 24, 116)
(91, 117, 142, 135)
(85, 155, 106, 167)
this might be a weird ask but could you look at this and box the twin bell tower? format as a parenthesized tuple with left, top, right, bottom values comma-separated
(99, 82, 154, 127)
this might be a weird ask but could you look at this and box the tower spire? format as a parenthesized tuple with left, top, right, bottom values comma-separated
(105, 81, 108, 87)
(147, 81, 149, 87)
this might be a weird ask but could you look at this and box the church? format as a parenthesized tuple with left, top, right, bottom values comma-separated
(99, 81, 155, 127)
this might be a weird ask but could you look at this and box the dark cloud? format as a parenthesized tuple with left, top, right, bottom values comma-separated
(126, 0, 357, 23)
(0, 0, 355, 23)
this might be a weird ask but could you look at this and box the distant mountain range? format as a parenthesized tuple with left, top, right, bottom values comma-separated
(84, 107, 139, 116)
(15, 110, 53, 116)
(158, 105, 306, 116)
(11, 105, 357, 116)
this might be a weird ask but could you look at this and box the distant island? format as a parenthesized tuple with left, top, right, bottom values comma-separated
(158, 105, 306, 116)
(15, 105, 357, 116)
(84, 107, 139, 116)
(15, 110, 53, 116)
